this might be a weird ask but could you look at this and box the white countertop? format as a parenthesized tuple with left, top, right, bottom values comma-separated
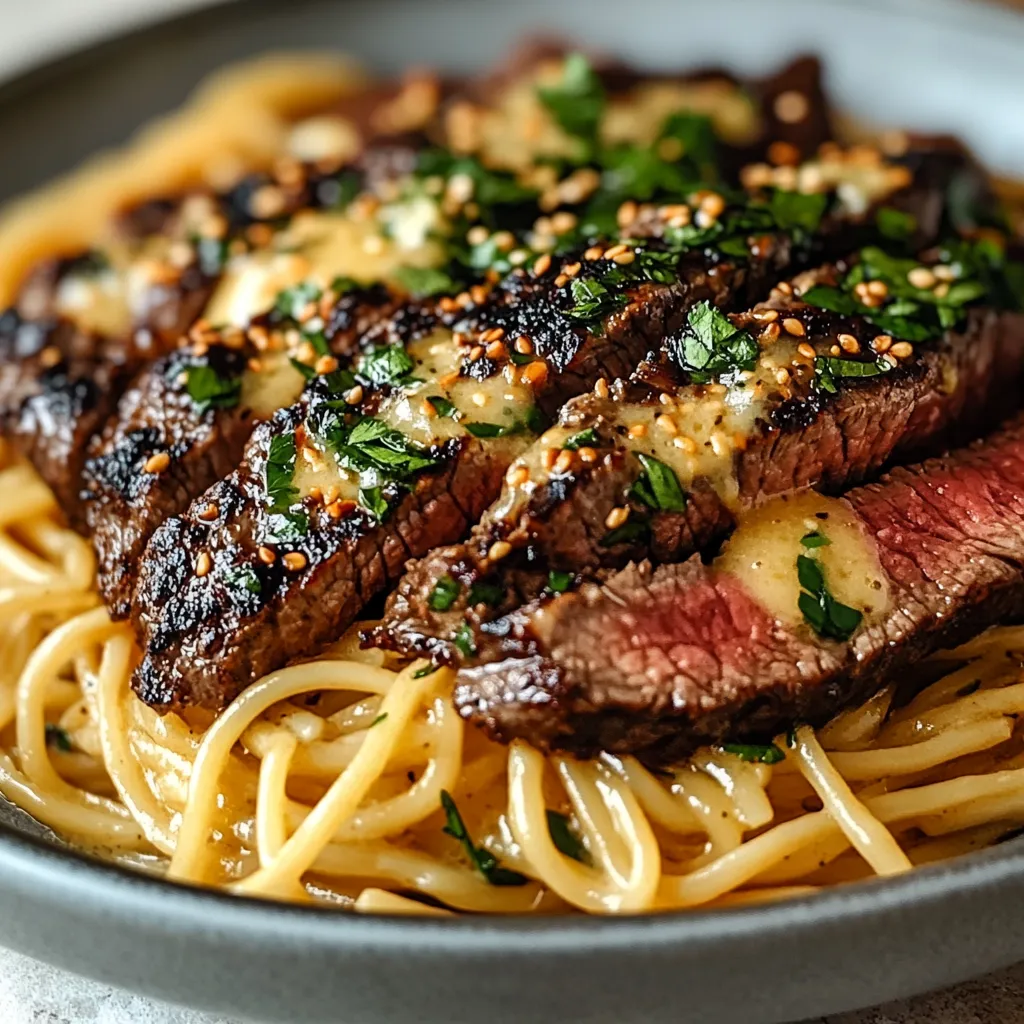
(0, 1, 1021, 1020)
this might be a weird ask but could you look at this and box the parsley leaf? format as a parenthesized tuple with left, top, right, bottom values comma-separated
(876, 206, 918, 242)
(413, 663, 439, 679)
(453, 620, 477, 659)
(45, 723, 73, 752)
(547, 570, 574, 594)
(797, 553, 863, 641)
(264, 510, 310, 543)
(183, 365, 241, 414)
(468, 581, 505, 607)
(564, 428, 599, 451)
(370, 712, 389, 728)
(265, 432, 301, 515)
(800, 531, 830, 549)
(359, 345, 416, 387)
(358, 486, 390, 523)
(426, 395, 459, 419)
(721, 742, 786, 765)
(274, 281, 322, 321)
(600, 518, 649, 547)
(631, 454, 687, 512)
(440, 790, 528, 886)
(546, 810, 590, 863)
(328, 416, 439, 488)
(536, 53, 605, 153)
(769, 190, 828, 236)
(563, 275, 626, 325)
(393, 265, 458, 297)
(814, 355, 895, 395)
(671, 300, 759, 381)
(429, 574, 461, 612)
(223, 565, 262, 598)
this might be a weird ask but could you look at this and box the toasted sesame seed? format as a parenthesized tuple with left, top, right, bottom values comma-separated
(543, 448, 558, 470)
(296, 341, 317, 364)
(195, 552, 212, 578)
(783, 317, 806, 337)
(584, 246, 604, 261)
(533, 253, 552, 276)
(283, 552, 308, 572)
(754, 309, 779, 323)
(468, 345, 484, 362)
(617, 200, 639, 227)
(563, 262, 582, 278)
(344, 385, 364, 406)
(470, 284, 489, 305)
(481, 327, 505, 344)
(143, 452, 170, 474)
(488, 540, 512, 562)
(325, 485, 340, 505)
(577, 446, 598, 463)
(521, 361, 549, 387)
(628, 423, 648, 439)
(776, 281, 794, 296)
(656, 414, 679, 436)
(710, 432, 731, 457)
(932, 264, 957, 283)
(315, 355, 339, 375)
(761, 322, 781, 343)
(605, 506, 630, 530)
(247, 357, 264, 373)
(198, 503, 220, 522)
(838, 333, 860, 354)
(797, 342, 816, 360)
(257, 546, 277, 565)
(613, 251, 637, 265)
(554, 274, 569, 288)
(830, 344, 841, 356)
(553, 450, 574, 475)
(700, 192, 726, 219)
(471, 391, 487, 407)
(485, 340, 507, 360)
(594, 378, 609, 399)
(866, 280, 889, 298)
(872, 335, 893, 353)
(774, 368, 791, 385)
(492, 230, 515, 252)
(514, 336, 533, 355)
(38, 346, 62, 369)
(550, 211, 578, 234)
(889, 341, 914, 359)
(933, 282, 950, 299)
(507, 466, 529, 486)
(907, 267, 937, 289)
(603, 243, 629, 260)
(767, 140, 801, 167)
(677, 435, 698, 454)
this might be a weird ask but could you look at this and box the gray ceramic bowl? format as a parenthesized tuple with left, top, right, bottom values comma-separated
(1, 2, 1023, 1021)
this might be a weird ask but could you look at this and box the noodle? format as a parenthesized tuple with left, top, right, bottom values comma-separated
(0, 451, 1023, 914)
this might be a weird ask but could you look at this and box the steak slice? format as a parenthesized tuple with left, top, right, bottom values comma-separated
(454, 412, 1024, 763)
(129, 234, 795, 712)
(81, 283, 399, 618)
(373, 248, 1024, 662)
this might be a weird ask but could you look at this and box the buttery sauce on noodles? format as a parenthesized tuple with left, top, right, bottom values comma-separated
(0, 55, 1023, 917)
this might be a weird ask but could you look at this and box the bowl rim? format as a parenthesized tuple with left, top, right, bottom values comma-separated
(1, 0, 1024, 954)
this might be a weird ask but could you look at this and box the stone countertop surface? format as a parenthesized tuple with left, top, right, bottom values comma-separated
(0, 1, 1022, 1021)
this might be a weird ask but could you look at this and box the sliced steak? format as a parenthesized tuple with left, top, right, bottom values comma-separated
(373, 246, 1024, 662)
(453, 412, 1024, 763)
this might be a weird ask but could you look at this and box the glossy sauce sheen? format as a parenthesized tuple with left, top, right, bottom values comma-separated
(716, 491, 891, 629)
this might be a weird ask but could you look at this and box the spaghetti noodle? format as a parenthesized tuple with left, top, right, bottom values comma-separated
(2, 447, 1024, 915)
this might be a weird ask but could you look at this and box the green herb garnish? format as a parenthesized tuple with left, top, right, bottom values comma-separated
(769, 190, 828, 236)
(359, 345, 417, 387)
(265, 432, 301, 515)
(876, 206, 918, 242)
(45, 724, 73, 753)
(440, 790, 528, 886)
(370, 713, 389, 728)
(564, 428, 599, 451)
(797, 553, 863, 641)
(536, 53, 606, 154)
(413, 664, 439, 679)
(223, 565, 262, 597)
(183, 365, 241, 414)
(358, 486, 390, 523)
(722, 742, 786, 765)
(428, 574, 461, 612)
(600, 518, 650, 547)
(546, 810, 590, 863)
(393, 265, 459, 297)
(814, 355, 895, 395)
(453, 620, 477, 659)
(426, 395, 459, 419)
(630, 454, 687, 512)
(671, 300, 759, 382)
(468, 581, 504, 607)
(264, 511, 310, 543)
(800, 531, 830, 549)
(546, 570, 573, 594)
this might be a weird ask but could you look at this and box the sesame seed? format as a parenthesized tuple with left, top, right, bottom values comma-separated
(296, 341, 317, 364)
(797, 342, 816, 360)
(38, 346, 62, 369)
(471, 391, 487, 407)
(315, 355, 339, 375)
(932, 264, 957, 283)
(830, 344, 841, 356)
(783, 317, 806, 337)
(257, 546, 276, 565)
(533, 253, 552, 276)
(514, 336, 533, 355)
(468, 345, 483, 362)
(577, 446, 598, 463)
(774, 368, 791, 385)
(761, 323, 781, 343)
(617, 200, 639, 227)
(594, 378, 609, 399)
(550, 211, 578, 234)
(247, 357, 263, 373)
(866, 280, 889, 298)
(603, 243, 629, 260)
(195, 552, 212, 578)
(553, 450, 574, 475)
(492, 231, 515, 252)
(933, 282, 950, 299)
(710, 432, 731, 457)
(776, 281, 794, 296)
(889, 341, 914, 359)
(613, 251, 637, 265)
(344, 385, 364, 406)
(543, 448, 558, 470)
(485, 340, 507, 360)
(907, 267, 937, 289)
(470, 285, 489, 305)
(554, 274, 569, 288)
(283, 552, 308, 572)
(838, 333, 860, 354)
(584, 246, 604, 261)
(676, 435, 698, 454)
(488, 540, 512, 562)
(521, 361, 549, 387)
(872, 335, 893, 353)
(563, 262, 582, 278)
(325, 485, 340, 505)
(700, 193, 726, 219)
(605, 506, 630, 530)
(143, 452, 170, 474)
(507, 466, 529, 486)
(628, 423, 648, 439)
(754, 309, 779, 323)
(198, 503, 220, 522)
(656, 414, 679, 436)
(481, 327, 505, 344)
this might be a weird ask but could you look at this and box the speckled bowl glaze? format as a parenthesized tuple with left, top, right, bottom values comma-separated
(0, 2, 1023, 1021)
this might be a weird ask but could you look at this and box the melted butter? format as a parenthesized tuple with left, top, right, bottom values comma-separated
(716, 491, 891, 629)
(54, 270, 133, 337)
(491, 424, 576, 521)
(292, 443, 360, 504)
(240, 351, 306, 418)
(205, 206, 445, 327)
(376, 328, 537, 446)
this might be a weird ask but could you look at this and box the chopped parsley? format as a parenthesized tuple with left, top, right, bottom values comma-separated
(546, 570, 573, 594)
(440, 790, 528, 886)
(358, 486, 390, 523)
(223, 565, 262, 597)
(328, 416, 439, 487)
(413, 663, 439, 679)
(369, 712, 389, 728)
(392, 265, 459, 297)
(630, 454, 687, 512)
(359, 345, 417, 387)
(182, 364, 241, 414)
(876, 206, 918, 242)
(44, 723, 73, 753)
(600, 517, 649, 547)
(814, 355, 895, 395)
(428, 574, 461, 612)
(768, 189, 829, 236)
(274, 280, 322, 322)
(453, 620, 477, 659)
(425, 395, 459, 420)
(468, 581, 504, 607)
(670, 300, 759, 382)
(536, 53, 606, 155)
(265, 432, 301, 515)
(264, 511, 310, 544)
(465, 408, 545, 439)
(800, 531, 830, 549)
(563, 275, 623, 325)
(797, 551, 863, 642)
(721, 742, 786, 765)
(546, 810, 590, 863)
(563, 428, 599, 451)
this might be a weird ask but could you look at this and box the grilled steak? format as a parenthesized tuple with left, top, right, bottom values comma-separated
(453, 412, 1024, 763)
(374, 241, 1024, 662)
